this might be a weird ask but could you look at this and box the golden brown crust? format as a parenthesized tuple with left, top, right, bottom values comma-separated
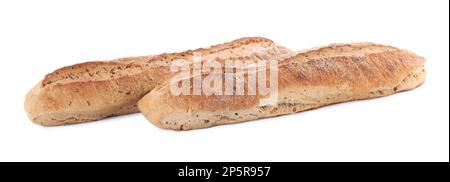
(41, 37, 275, 87)
(138, 43, 426, 130)
(25, 37, 294, 126)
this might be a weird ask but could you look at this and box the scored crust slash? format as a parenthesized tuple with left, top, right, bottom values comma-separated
(25, 38, 426, 130)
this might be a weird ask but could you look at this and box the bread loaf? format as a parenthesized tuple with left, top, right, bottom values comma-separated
(25, 37, 295, 126)
(137, 43, 426, 130)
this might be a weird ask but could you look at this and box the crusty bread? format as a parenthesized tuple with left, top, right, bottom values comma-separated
(25, 37, 295, 126)
(137, 43, 426, 130)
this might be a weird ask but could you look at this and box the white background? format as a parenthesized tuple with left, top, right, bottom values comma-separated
(0, 0, 448, 162)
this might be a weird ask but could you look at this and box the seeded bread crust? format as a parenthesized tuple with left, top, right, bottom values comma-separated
(137, 43, 426, 130)
(25, 37, 295, 126)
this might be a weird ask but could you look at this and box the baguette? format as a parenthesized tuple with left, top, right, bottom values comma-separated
(137, 43, 426, 130)
(25, 37, 295, 126)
